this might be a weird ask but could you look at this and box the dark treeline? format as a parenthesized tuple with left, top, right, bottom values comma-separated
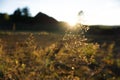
(0, 7, 68, 32)
(0, 7, 120, 34)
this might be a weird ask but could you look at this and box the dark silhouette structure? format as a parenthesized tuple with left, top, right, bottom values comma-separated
(0, 7, 120, 33)
(34, 12, 58, 24)
(0, 7, 68, 32)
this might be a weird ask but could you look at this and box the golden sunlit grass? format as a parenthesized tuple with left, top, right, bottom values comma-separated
(0, 24, 120, 80)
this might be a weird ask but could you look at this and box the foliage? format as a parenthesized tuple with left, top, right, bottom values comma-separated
(3, 13, 10, 21)
(13, 8, 22, 17)
(22, 7, 30, 17)
(0, 24, 120, 79)
(13, 7, 30, 17)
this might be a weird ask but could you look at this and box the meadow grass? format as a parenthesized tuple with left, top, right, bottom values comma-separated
(0, 25, 120, 80)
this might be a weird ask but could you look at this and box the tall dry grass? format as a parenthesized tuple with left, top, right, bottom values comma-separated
(0, 24, 120, 80)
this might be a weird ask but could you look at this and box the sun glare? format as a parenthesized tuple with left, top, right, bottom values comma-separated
(67, 19, 77, 28)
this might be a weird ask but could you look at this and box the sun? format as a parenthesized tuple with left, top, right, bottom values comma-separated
(67, 19, 77, 27)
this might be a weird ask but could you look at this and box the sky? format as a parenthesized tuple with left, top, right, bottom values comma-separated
(0, 0, 120, 25)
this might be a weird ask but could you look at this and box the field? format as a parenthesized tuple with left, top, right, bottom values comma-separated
(0, 29, 120, 80)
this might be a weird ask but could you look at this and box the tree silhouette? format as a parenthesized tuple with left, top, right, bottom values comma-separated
(3, 13, 10, 21)
(13, 8, 22, 16)
(22, 7, 30, 17)
(12, 8, 22, 23)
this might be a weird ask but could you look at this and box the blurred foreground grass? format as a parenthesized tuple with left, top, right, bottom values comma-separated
(0, 31, 120, 80)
